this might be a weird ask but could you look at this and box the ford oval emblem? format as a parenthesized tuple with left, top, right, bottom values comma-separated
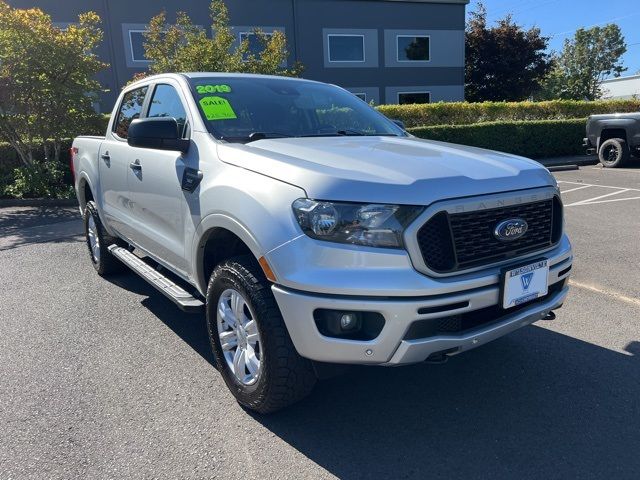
(494, 218, 528, 241)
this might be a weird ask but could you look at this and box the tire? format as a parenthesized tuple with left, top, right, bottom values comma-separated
(84, 201, 123, 276)
(599, 138, 630, 168)
(206, 255, 316, 413)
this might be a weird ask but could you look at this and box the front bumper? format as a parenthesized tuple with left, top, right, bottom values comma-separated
(271, 237, 572, 366)
(584, 137, 596, 155)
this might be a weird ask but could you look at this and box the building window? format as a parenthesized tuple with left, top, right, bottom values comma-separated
(353, 93, 367, 101)
(128, 30, 149, 62)
(239, 31, 273, 59)
(398, 91, 431, 105)
(397, 35, 430, 62)
(328, 34, 365, 62)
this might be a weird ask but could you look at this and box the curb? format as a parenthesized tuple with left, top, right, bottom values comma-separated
(0, 198, 79, 208)
(547, 165, 580, 172)
(537, 156, 599, 168)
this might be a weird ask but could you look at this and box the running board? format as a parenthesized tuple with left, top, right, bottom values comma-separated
(108, 245, 204, 313)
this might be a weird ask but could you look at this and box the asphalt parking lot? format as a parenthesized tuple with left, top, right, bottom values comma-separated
(1, 164, 639, 479)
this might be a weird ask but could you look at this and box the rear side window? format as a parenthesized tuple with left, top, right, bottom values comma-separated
(113, 86, 148, 139)
(147, 84, 188, 138)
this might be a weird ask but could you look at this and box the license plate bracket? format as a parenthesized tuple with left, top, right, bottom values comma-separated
(500, 259, 549, 310)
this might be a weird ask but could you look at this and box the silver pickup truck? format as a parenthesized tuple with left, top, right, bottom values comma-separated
(72, 73, 573, 413)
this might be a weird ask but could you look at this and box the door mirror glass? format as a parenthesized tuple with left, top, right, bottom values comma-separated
(127, 117, 190, 153)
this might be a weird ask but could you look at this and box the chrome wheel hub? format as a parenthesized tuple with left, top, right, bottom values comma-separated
(87, 216, 100, 263)
(217, 289, 262, 385)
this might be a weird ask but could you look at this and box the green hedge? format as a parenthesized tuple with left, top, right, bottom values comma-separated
(0, 140, 74, 198)
(378, 100, 639, 128)
(409, 118, 586, 159)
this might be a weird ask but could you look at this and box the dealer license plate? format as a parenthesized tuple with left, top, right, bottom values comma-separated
(502, 260, 549, 309)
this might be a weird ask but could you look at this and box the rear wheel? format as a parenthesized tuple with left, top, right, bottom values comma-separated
(206, 255, 316, 413)
(84, 201, 123, 276)
(599, 138, 630, 168)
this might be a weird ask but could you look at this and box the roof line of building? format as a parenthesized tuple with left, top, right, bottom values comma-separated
(381, 0, 470, 4)
(603, 74, 640, 84)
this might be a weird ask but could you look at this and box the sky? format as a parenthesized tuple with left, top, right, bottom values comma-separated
(467, 0, 640, 77)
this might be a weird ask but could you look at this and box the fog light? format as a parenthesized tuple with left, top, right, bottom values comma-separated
(313, 309, 385, 340)
(340, 313, 359, 330)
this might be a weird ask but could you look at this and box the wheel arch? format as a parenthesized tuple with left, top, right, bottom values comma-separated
(192, 214, 266, 295)
(77, 172, 95, 215)
(597, 124, 632, 150)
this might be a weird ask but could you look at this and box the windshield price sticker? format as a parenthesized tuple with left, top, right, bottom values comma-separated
(196, 84, 232, 94)
(199, 96, 237, 121)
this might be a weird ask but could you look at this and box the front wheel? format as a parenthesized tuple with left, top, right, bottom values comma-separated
(206, 255, 316, 413)
(599, 138, 630, 168)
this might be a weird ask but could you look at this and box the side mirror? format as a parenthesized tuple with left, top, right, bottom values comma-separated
(391, 119, 406, 130)
(128, 117, 190, 153)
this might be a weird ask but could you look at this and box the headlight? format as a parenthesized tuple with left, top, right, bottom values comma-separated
(292, 199, 423, 248)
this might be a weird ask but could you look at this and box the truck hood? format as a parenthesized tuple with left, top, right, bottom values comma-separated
(217, 136, 556, 205)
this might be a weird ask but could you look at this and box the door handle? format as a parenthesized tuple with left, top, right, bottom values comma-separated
(101, 152, 110, 162)
(129, 160, 142, 171)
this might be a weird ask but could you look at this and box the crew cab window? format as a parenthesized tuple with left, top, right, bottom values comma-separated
(113, 86, 148, 139)
(147, 84, 189, 138)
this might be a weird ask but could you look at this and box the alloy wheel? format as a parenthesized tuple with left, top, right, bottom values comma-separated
(216, 288, 262, 385)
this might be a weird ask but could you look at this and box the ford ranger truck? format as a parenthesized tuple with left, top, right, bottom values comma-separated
(72, 73, 573, 413)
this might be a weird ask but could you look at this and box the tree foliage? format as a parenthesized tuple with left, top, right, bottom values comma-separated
(465, 3, 551, 102)
(541, 25, 627, 100)
(141, 0, 302, 79)
(0, 1, 106, 166)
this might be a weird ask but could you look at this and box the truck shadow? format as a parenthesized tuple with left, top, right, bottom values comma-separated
(0, 206, 82, 250)
(108, 272, 640, 479)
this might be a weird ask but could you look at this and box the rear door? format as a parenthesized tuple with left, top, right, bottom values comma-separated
(125, 82, 192, 275)
(98, 86, 149, 239)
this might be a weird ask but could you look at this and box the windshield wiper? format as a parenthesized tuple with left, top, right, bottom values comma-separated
(297, 130, 400, 138)
(220, 132, 293, 144)
(247, 132, 292, 142)
(336, 129, 400, 137)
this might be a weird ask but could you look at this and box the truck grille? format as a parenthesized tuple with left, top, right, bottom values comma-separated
(416, 197, 562, 273)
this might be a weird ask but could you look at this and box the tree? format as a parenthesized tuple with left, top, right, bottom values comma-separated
(141, 0, 302, 79)
(542, 25, 627, 100)
(465, 3, 551, 102)
(0, 1, 106, 166)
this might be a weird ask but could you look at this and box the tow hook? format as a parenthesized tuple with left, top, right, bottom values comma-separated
(425, 353, 449, 364)
(542, 311, 556, 321)
(425, 347, 459, 364)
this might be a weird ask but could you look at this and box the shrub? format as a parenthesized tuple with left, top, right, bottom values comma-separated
(3, 161, 74, 199)
(1, 139, 74, 198)
(409, 118, 586, 159)
(378, 100, 639, 128)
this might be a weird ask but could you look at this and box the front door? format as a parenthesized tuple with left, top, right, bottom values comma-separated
(126, 83, 192, 275)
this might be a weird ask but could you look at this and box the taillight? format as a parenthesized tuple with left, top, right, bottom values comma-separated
(69, 147, 78, 183)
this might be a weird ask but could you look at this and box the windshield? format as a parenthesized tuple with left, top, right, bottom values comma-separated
(187, 76, 404, 142)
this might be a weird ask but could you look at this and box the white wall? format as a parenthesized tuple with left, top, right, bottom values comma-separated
(601, 75, 640, 100)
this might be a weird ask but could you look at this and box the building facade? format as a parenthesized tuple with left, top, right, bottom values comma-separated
(8, 0, 468, 110)
(602, 74, 640, 100)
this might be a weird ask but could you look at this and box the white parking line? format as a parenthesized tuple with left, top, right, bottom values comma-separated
(564, 189, 630, 207)
(560, 185, 591, 194)
(577, 196, 640, 206)
(557, 180, 640, 207)
(591, 166, 640, 173)
(557, 181, 640, 192)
